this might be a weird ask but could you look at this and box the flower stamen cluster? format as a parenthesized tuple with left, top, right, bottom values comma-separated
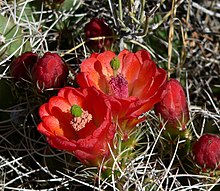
(70, 109, 92, 131)
(108, 74, 128, 98)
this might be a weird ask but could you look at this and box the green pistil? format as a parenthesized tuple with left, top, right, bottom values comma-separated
(70, 104, 82, 117)
(110, 57, 120, 77)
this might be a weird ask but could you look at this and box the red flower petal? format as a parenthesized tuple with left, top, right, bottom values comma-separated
(40, 115, 76, 140)
(79, 58, 112, 92)
(144, 68, 167, 98)
(95, 51, 116, 76)
(47, 136, 77, 152)
(58, 87, 85, 108)
(48, 96, 71, 114)
(131, 60, 156, 97)
(120, 53, 142, 91)
(39, 103, 50, 118)
(77, 51, 116, 94)
(135, 49, 151, 64)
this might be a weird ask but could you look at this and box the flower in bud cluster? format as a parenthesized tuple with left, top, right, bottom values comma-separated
(10, 52, 38, 81)
(85, 18, 113, 52)
(193, 134, 220, 171)
(31, 52, 68, 92)
(154, 79, 189, 136)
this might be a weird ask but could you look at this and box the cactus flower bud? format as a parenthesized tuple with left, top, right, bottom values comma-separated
(85, 18, 113, 52)
(154, 79, 189, 136)
(10, 52, 38, 81)
(193, 134, 220, 171)
(31, 52, 68, 92)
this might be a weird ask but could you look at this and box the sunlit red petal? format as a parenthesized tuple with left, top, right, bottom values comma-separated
(37, 122, 53, 137)
(39, 116, 63, 137)
(58, 87, 85, 107)
(48, 96, 71, 114)
(40, 115, 76, 140)
(76, 72, 93, 88)
(120, 53, 142, 91)
(80, 58, 101, 86)
(80, 57, 98, 73)
(78, 57, 111, 92)
(131, 60, 156, 97)
(39, 103, 50, 118)
(90, 52, 99, 58)
(117, 49, 130, 66)
(135, 49, 151, 64)
(143, 68, 167, 99)
(96, 51, 116, 76)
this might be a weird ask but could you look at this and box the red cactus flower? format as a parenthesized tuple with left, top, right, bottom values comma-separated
(10, 52, 38, 81)
(31, 52, 68, 92)
(193, 134, 220, 170)
(154, 79, 189, 134)
(37, 86, 116, 166)
(85, 18, 113, 52)
(76, 50, 167, 134)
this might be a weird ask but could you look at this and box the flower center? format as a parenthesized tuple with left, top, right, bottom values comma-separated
(70, 105, 92, 131)
(108, 74, 129, 98)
